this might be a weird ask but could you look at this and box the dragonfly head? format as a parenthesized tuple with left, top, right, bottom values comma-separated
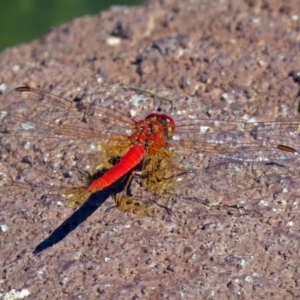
(145, 113, 176, 138)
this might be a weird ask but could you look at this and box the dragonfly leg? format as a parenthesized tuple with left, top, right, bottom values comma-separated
(109, 170, 170, 217)
(114, 192, 173, 217)
(62, 188, 92, 209)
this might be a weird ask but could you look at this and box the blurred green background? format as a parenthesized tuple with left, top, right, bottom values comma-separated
(0, 0, 144, 52)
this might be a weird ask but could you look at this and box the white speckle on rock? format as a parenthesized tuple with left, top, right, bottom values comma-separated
(129, 95, 145, 107)
(0, 83, 7, 92)
(4, 289, 30, 300)
(106, 36, 121, 46)
(23, 141, 31, 150)
(36, 269, 44, 277)
(260, 200, 268, 206)
(12, 65, 20, 72)
(129, 109, 137, 117)
(252, 17, 260, 24)
(200, 126, 210, 133)
(240, 258, 246, 268)
(257, 59, 265, 66)
(0, 224, 9, 232)
(221, 92, 235, 103)
(291, 15, 299, 21)
(20, 122, 35, 131)
(0, 111, 8, 119)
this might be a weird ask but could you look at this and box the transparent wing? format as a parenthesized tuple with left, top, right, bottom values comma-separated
(169, 118, 300, 161)
(118, 152, 270, 219)
(1, 87, 136, 141)
(0, 87, 137, 191)
(2, 87, 299, 164)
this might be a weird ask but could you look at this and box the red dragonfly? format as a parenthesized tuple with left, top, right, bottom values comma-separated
(0, 86, 299, 217)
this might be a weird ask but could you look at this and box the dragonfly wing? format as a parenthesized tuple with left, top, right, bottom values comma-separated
(170, 119, 300, 161)
(0, 87, 135, 141)
(0, 87, 137, 191)
(124, 156, 267, 220)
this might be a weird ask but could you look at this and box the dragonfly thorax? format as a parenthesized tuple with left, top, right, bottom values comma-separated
(130, 115, 173, 154)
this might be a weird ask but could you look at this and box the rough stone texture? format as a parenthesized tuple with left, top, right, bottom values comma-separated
(1, 0, 300, 299)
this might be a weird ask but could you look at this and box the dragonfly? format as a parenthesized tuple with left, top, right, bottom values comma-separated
(0, 86, 300, 217)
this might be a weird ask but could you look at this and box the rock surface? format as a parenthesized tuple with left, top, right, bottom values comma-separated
(1, 0, 300, 298)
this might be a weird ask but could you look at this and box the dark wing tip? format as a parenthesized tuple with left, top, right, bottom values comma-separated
(277, 144, 297, 153)
(15, 86, 31, 92)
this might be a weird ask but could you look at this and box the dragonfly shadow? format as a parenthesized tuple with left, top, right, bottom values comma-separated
(265, 161, 286, 168)
(207, 158, 287, 170)
(33, 185, 121, 255)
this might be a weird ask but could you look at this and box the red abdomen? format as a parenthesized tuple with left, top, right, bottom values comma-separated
(87, 145, 145, 193)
